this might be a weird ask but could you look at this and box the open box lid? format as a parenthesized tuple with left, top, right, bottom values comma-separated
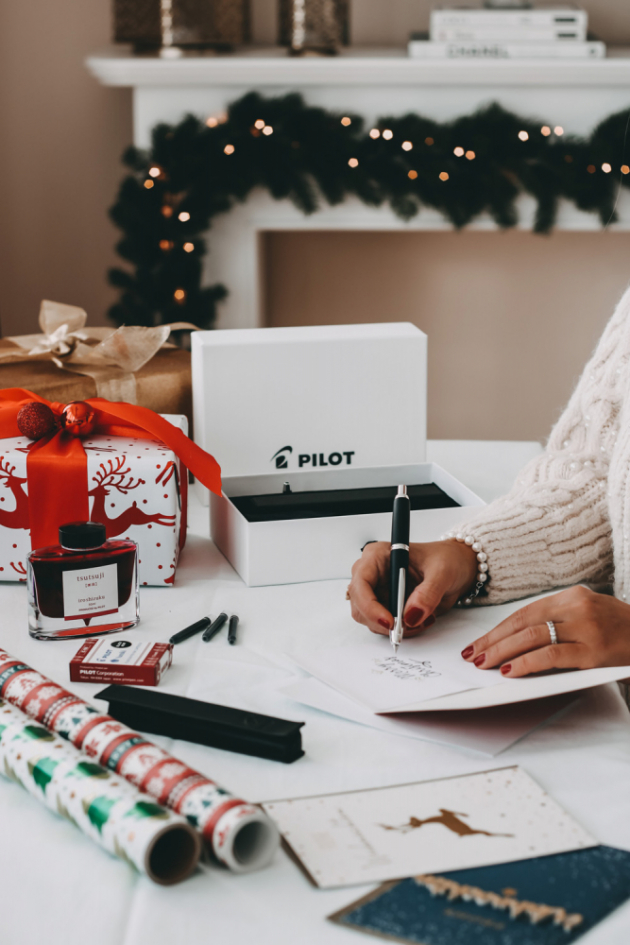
(192, 323, 427, 480)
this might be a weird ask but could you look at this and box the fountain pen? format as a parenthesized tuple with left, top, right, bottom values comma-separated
(389, 484, 410, 653)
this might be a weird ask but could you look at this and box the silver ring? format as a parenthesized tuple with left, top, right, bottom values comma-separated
(547, 620, 558, 645)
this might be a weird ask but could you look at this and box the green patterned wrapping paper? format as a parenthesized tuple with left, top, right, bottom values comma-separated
(0, 699, 201, 884)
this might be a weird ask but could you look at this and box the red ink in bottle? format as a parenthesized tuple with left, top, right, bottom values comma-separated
(27, 521, 139, 640)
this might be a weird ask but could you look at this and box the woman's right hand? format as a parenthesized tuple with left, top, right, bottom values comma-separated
(348, 539, 479, 637)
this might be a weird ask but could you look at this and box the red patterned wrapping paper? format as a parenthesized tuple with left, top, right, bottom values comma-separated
(0, 388, 222, 586)
(0, 649, 279, 872)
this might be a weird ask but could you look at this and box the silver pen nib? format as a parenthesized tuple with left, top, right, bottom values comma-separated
(390, 568, 406, 653)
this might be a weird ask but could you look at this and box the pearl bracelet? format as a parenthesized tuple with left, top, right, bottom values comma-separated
(441, 530, 489, 606)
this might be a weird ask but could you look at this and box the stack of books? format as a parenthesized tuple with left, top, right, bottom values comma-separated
(408, 4, 605, 60)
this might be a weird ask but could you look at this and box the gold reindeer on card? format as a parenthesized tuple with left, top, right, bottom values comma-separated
(380, 809, 513, 838)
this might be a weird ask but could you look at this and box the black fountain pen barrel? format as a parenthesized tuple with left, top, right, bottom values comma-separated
(389, 490, 410, 618)
(391, 492, 411, 546)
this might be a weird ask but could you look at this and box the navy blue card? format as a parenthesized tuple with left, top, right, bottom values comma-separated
(329, 846, 630, 945)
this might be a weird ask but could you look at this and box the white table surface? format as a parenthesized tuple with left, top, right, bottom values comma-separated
(2, 439, 630, 945)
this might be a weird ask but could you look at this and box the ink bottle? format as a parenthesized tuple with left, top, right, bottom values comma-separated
(27, 521, 139, 641)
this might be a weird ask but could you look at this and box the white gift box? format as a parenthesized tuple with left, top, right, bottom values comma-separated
(192, 324, 484, 586)
(0, 416, 187, 587)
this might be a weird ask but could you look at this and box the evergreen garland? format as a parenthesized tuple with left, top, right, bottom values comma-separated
(108, 92, 630, 329)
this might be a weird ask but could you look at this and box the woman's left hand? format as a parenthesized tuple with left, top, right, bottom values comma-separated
(461, 585, 630, 677)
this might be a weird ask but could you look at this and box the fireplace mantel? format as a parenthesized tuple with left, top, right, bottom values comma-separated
(87, 46, 630, 328)
(88, 45, 630, 92)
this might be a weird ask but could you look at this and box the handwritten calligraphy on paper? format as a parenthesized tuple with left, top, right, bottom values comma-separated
(371, 657, 442, 682)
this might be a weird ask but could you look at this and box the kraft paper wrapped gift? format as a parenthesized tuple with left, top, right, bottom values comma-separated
(0, 343, 192, 423)
(0, 300, 193, 423)
(0, 390, 221, 586)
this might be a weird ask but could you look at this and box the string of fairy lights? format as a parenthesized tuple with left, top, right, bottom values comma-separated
(107, 92, 630, 329)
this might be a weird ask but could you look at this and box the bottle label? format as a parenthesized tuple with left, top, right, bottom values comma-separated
(62, 563, 118, 619)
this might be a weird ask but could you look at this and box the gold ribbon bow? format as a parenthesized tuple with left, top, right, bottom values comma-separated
(0, 300, 196, 403)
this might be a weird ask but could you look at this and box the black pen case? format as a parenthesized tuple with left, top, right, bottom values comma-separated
(231, 482, 459, 523)
(95, 686, 305, 763)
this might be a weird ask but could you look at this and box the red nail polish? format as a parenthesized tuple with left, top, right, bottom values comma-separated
(501, 663, 512, 676)
(423, 615, 436, 629)
(405, 607, 423, 626)
(378, 618, 392, 630)
(461, 646, 474, 659)
(473, 654, 486, 667)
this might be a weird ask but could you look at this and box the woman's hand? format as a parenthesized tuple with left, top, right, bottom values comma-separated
(461, 585, 630, 676)
(348, 539, 478, 637)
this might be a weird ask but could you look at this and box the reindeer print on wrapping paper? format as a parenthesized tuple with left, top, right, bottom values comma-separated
(380, 809, 513, 838)
(88, 456, 176, 538)
(0, 457, 29, 531)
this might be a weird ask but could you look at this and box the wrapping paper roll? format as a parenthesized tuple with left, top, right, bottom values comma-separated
(0, 649, 279, 872)
(0, 698, 201, 884)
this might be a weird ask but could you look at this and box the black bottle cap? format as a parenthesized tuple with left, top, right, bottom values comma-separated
(59, 521, 106, 550)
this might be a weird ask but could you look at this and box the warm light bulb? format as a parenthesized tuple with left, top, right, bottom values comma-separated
(174, 289, 186, 301)
(348, 157, 359, 168)
(224, 144, 235, 154)
(554, 126, 564, 136)
(541, 126, 551, 136)
(408, 170, 418, 180)
(178, 211, 190, 222)
(425, 137, 434, 146)
(341, 116, 351, 126)
(622, 165, 630, 175)
(369, 128, 380, 139)
(159, 239, 173, 251)
(149, 166, 161, 178)
(183, 242, 194, 253)
(402, 141, 413, 151)
(206, 117, 219, 128)
(439, 171, 449, 181)
(518, 130, 529, 142)
(382, 129, 393, 140)
(465, 150, 475, 160)
(262, 126, 273, 136)
(602, 163, 612, 173)
(161, 206, 173, 217)
(453, 147, 464, 157)
(587, 165, 596, 174)
(254, 119, 265, 130)
(144, 180, 154, 189)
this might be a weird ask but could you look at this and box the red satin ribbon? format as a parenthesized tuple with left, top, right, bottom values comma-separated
(0, 388, 221, 550)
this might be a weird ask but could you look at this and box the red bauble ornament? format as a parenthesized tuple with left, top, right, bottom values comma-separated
(16, 402, 57, 440)
(60, 401, 96, 437)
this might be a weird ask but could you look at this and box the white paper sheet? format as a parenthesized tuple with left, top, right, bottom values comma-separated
(262, 766, 596, 889)
(291, 637, 500, 712)
(278, 676, 579, 756)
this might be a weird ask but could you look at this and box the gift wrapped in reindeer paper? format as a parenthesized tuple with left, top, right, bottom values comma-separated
(0, 697, 201, 884)
(0, 388, 221, 585)
(0, 300, 193, 422)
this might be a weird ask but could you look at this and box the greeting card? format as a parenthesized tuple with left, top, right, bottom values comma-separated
(262, 767, 595, 889)
(329, 846, 630, 945)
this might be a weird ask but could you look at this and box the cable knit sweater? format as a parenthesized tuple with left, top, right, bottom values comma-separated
(458, 283, 630, 605)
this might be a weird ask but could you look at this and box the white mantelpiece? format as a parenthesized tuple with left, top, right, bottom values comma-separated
(87, 46, 630, 329)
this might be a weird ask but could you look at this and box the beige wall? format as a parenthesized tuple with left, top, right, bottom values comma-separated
(1, 1, 630, 440)
(265, 230, 630, 442)
(0, 1, 131, 336)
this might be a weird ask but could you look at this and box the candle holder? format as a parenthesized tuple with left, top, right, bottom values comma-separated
(113, 0, 250, 54)
(278, 0, 349, 55)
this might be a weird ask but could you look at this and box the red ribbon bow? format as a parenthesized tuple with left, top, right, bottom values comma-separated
(0, 388, 221, 550)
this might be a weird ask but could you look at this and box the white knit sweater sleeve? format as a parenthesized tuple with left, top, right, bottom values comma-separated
(455, 286, 630, 604)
